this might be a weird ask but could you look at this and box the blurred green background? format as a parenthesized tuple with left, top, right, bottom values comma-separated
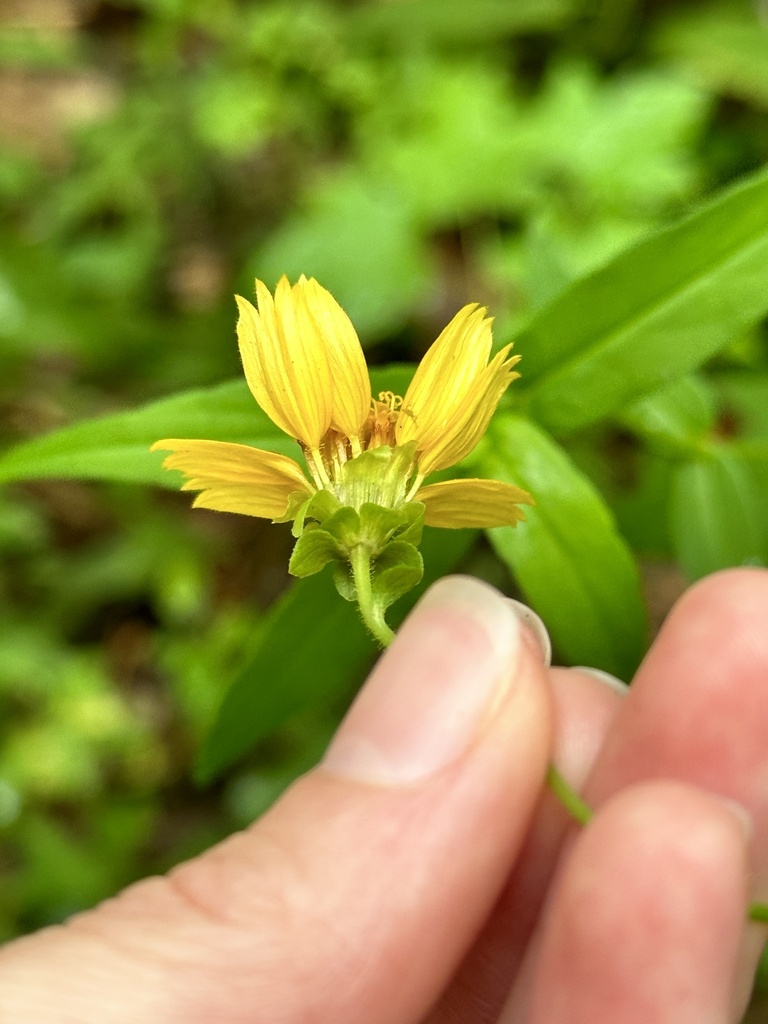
(2, 0, 768, 1009)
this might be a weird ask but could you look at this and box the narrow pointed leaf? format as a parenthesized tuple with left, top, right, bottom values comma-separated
(480, 414, 647, 678)
(0, 380, 288, 487)
(0, 367, 415, 488)
(516, 167, 768, 432)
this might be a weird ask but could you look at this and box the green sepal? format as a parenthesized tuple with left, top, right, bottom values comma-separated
(357, 502, 410, 549)
(289, 493, 426, 617)
(331, 539, 424, 610)
(276, 489, 322, 528)
(370, 541, 424, 610)
(318, 506, 362, 549)
(288, 529, 343, 577)
(290, 489, 342, 537)
(331, 561, 356, 602)
(314, 500, 424, 559)
(391, 500, 425, 547)
(335, 441, 418, 509)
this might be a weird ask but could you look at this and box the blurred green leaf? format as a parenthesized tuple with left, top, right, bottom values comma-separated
(480, 414, 647, 677)
(611, 452, 675, 559)
(0, 367, 415, 487)
(0, 381, 283, 487)
(657, 7, 768, 108)
(195, 526, 475, 781)
(516, 166, 768, 432)
(191, 68, 276, 155)
(351, 0, 575, 44)
(256, 174, 430, 338)
(669, 448, 767, 580)
(362, 62, 704, 246)
(620, 375, 716, 457)
(0, 25, 78, 68)
(713, 372, 768, 439)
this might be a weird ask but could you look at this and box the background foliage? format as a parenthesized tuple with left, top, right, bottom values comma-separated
(2, 0, 768, 1008)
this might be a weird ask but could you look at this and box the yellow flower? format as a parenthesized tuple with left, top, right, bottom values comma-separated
(152, 275, 533, 529)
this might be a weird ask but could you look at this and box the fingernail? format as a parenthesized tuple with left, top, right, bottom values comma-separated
(323, 575, 521, 785)
(713, 795, 753, 841)
(508, 599, 551, 665)
(573, 666, 628, 695)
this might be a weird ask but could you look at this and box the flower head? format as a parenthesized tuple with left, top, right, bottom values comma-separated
(153, 276, 533, 642)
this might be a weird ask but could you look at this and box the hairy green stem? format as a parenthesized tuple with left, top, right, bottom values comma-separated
(350, 544, 395, 647)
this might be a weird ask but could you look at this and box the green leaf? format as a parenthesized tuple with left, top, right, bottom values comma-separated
(0, 365, 416, 488)
(195, 527, 476, 782)
(620, 375, 716, 458)
(516, 166, 768, 433)
(351, 0, 574, 45)
(256, 174, 430, 338)
(713, 372, 768, 440)
(0, 380, 288, 487)
(669, 448, 767, 580)
(657, 7, 768, 108)
(480, 415, 647, 678)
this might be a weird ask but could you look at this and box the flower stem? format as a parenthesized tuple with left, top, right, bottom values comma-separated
(350, 544, 395, 647)
(546, 764, 593, 825)
(547, 766, 768, 923)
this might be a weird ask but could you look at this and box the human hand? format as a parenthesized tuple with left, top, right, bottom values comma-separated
(1, 570, 766, 1023)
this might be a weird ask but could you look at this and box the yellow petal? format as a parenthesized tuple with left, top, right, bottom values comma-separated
(302, 277, 371, 438)
(416, 478, 534, 529)
(152, 438, 312, 519)
(422, 346, 520, 475)
(236, 277, 333, 448)
(396, 304, 520, 476)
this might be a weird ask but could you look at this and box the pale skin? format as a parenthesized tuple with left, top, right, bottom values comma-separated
(1, 568, 766, 1023)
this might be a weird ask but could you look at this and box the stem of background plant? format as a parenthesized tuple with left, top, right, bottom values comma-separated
(350, 544, 395, 647)
(353, 582, 768, 925)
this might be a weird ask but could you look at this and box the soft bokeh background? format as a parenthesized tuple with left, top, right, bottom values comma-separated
(2, 0, 768, 1011)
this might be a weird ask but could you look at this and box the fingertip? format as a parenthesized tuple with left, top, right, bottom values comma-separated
(521, 781, 751, 1024)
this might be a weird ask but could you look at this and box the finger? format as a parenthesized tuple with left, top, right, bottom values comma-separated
(504, 781, 750, 1024)
(584, 567, 768, 1014)
(426, 665, 626, 1024)
(0, 576, 552, 1024)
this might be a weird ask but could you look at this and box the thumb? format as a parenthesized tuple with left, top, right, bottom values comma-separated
(0, 576, 552, 1024)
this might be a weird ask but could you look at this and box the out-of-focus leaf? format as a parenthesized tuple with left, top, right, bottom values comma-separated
(351, 0, 574, 45)
(364, 62, 704, 247)
(0, 25, 78, 68)
(0, 381, 283, 487)
(713, 373, 768, 439)
(620, 375, 716, 457)
(669, 448, 767, 580)
(516, 166, 768, 432)
(611, 453, 675, 558)
(479, 414, 647, 677)
(195, 527, 476, 782)
(657, 8, 768, 108)
(0, 366, 416, 487)
(256, 175, 430, 338)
